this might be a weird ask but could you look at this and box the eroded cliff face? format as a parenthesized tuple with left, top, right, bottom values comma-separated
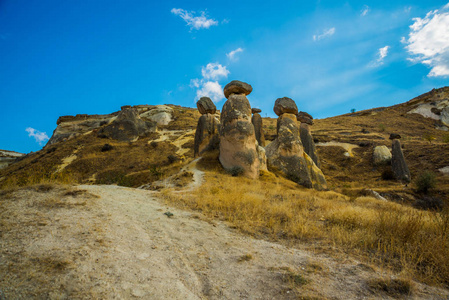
(406, 86, 449, 129)
(47, 105, 176, 146)
(0, 150, 24, 170)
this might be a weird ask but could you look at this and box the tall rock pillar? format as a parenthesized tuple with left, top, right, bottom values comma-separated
(219, 81, 263, 178)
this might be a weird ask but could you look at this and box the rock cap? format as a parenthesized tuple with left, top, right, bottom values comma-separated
(251, 108, 262, 114)
(197, 97, 216, 114)
(389, 133, 402, 140)
(297, 111, 314, 125)
(274, 97, 298, 116)
(223, 80, 252, 99)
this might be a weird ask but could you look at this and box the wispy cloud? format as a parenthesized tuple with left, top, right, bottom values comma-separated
(403, 3, 449, 77)
(191, 62, 230, 102)
(226, 48, 244, 61)
(378, 45, 390, 62)
(313, 27, 335, 41)
(361, 5, 370, 16)
(26, 127, 49, 145)
(171, 8, 218, 30)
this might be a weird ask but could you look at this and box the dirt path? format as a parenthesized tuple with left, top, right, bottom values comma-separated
(1, 185, 448, 299)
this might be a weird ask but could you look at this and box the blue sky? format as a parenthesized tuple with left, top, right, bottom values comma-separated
(1, 0, 449, 153)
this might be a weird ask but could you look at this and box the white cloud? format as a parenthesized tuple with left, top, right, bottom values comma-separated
(378, 45, 390, 62)
(226, 48, 244, 61)
(201, 63, 230, 80)
(26, 127, 49, 145)
(196, 81, 224, 103)
(313, 27, 336, 41)
(403, 4, 449, 77)
(191, 62, 230, 103)
(361, 5, 370, 16)
(171, 8, 218, 30)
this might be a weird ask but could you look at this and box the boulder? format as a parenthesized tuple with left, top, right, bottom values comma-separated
(139, 105, 173, 126)
(273, 97, 298, 116)
(297, 111, 314, 125)
(251, 112, 265, 147)
(391, 139, 411, 183)
(265, 113, 327, 190)
(98, 107, 156, 142)
(197, 97, 216, 115)
(219, 93, 261, 179)
(373, 145, 392, 166)
(251, 108, 262, 114)
(194, 113, 220, 157)
(223, 80, 253, 99)
(300, 123, 320, 168)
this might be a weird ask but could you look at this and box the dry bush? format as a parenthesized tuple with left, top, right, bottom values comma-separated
(161, 172, 449, 285)
(367, 278, 413, 297)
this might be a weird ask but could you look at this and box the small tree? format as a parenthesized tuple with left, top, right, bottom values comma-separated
(415, 171, 437, 194)
(350, 108, 356, 113)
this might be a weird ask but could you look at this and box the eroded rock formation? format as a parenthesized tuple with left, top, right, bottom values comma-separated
(251, 108, 265, 147)
(391, 137, 411, 183)
(194, 97, 220, 157)
(219, 81, 265, 178)
(297, 111, 320, 168)
(265, 98, 327, 190)
(98, 107, 156, 142)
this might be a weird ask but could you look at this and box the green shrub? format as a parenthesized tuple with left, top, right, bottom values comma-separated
(415, 171, 437, 194)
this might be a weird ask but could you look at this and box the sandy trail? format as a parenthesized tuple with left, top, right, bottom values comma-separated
(1, 185, 448, 299)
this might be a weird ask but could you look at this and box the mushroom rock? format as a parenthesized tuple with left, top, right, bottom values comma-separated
(219, 81, 264, 179)
(266, 99, 327, 190)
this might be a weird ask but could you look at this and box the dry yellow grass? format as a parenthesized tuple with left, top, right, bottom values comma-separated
(161, 170, 449, 286)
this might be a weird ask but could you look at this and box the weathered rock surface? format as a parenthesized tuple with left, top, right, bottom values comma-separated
(297, 111, 314, 125)
(265, 113, 327, 190)
(373, 145, 392, 166)
(300, 123, 320, 168)
(194, 113, 220, 157)
(251, 112, 265, 147)
(251, 108, 261, 114)
(0, 150, 25, 169)
(47, 105, 177, 146)
(219, 93, 262, 179)
(48, 113, 116, 145)
(407, 87, 449, 127)
(139, 105, 173, 126)
(98, 107, 156, 142)
(223, 80, 253, 99)
(273, 97, 298, 116)
(197, 97, 216, 115)
(391, 139, 411, 183)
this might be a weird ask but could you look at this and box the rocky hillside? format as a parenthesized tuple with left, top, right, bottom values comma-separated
(1, 87, 449, 203)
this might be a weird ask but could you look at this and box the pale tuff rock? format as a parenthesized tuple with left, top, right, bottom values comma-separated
(373, 145, 392, 166)
(406, 87, 449, 127)
(0, 150, 24, 170)
(265, 112, 327, 190)
(139, 105, 173, 126)
(391, 139, 411, 183)
(219, 81, 264, 179)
